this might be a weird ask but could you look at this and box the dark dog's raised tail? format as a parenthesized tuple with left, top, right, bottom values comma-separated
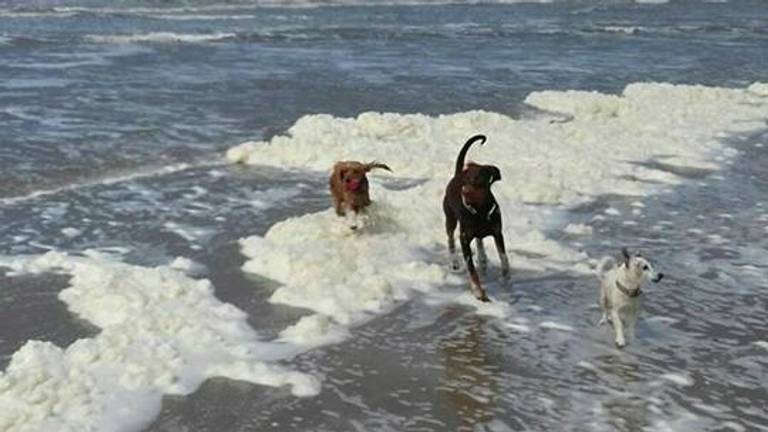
(454, 134, 487, 176)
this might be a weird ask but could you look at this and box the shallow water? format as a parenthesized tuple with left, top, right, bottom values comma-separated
(143, 130, 768, 431)
(1, 1, 767, 431)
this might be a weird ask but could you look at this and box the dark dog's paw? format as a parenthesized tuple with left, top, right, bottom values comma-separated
(476, 292, 491, 303)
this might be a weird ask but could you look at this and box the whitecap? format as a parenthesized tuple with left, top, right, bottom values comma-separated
(84, 32, 236, 44)
(660, 372, 694, 386)
(539, 321, 575, 332)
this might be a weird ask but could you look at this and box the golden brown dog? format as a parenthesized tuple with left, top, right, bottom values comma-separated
(329, 161, 391, 219)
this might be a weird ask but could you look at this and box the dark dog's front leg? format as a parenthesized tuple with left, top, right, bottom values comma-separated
(445, 216, 460, 271)
(493, 232, 511, 279)
(476, 238, 488, 274)
(461, 232, 489, 302)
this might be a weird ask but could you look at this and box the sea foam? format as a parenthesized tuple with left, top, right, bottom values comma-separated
(229, 82, 768, 350)
(0, 252, 319, 432)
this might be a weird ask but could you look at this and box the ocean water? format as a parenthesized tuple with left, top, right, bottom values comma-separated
(1, 1, 767, 431)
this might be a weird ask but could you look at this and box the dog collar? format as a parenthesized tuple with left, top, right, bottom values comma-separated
(486, 203, 497, 220)
(461, 196, 497, 221)
(461, 195, 478, 215)
(616, 280, 642, 298)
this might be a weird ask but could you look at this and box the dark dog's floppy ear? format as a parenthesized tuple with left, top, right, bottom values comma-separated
(364, 161, 392, 173)
(487, 165, 501, 184)
(480, 165, 501, 185)
(621, 248, 631, 267)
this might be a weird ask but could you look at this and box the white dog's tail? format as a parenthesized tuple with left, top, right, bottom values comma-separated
(596, 256, 616, 280)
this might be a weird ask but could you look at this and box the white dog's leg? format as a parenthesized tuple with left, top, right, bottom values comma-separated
(627, 312, 637, 343)
(476, 238, 488, 274)
(597, 288, 610, 326)
(597, 312, 608, 326)
(612, 310, 626, 348)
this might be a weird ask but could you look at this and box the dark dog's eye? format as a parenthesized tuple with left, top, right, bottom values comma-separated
(643, 265, 649, 270)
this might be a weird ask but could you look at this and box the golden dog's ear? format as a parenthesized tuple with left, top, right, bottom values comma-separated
(333, 162, 352, 179)
(364, 161, 392, 173)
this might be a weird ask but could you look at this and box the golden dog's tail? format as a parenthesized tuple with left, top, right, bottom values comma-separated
(364, 161, 392, 172)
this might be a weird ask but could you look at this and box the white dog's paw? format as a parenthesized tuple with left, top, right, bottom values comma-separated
(615, 338, 626, 348)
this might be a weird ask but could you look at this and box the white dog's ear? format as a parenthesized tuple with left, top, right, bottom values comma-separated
(621, 248, 631, 267)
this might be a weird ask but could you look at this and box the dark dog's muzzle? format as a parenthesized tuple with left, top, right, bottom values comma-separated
(652, 273, 664, 283)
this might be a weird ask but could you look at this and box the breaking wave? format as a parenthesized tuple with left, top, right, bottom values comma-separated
(84, 32, 237, 44)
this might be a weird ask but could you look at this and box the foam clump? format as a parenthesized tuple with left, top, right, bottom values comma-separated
(168, 256, 208, 276)
(279, 314, 351, 348)
(240, 203, 457, 326)
(0, 252, 319, 432)
(564, 223, 593, 236)
(748, 82, 768, 97)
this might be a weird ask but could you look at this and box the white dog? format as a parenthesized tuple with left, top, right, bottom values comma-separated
(597, 248, 664, 348)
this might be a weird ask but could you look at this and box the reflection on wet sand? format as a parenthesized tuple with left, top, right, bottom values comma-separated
(591, 353, 652, 431)
(439, 312, 499, 431)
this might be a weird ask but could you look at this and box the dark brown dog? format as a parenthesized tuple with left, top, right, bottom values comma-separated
(329, 161, 391, 218)
(442, 135, 510, 302)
